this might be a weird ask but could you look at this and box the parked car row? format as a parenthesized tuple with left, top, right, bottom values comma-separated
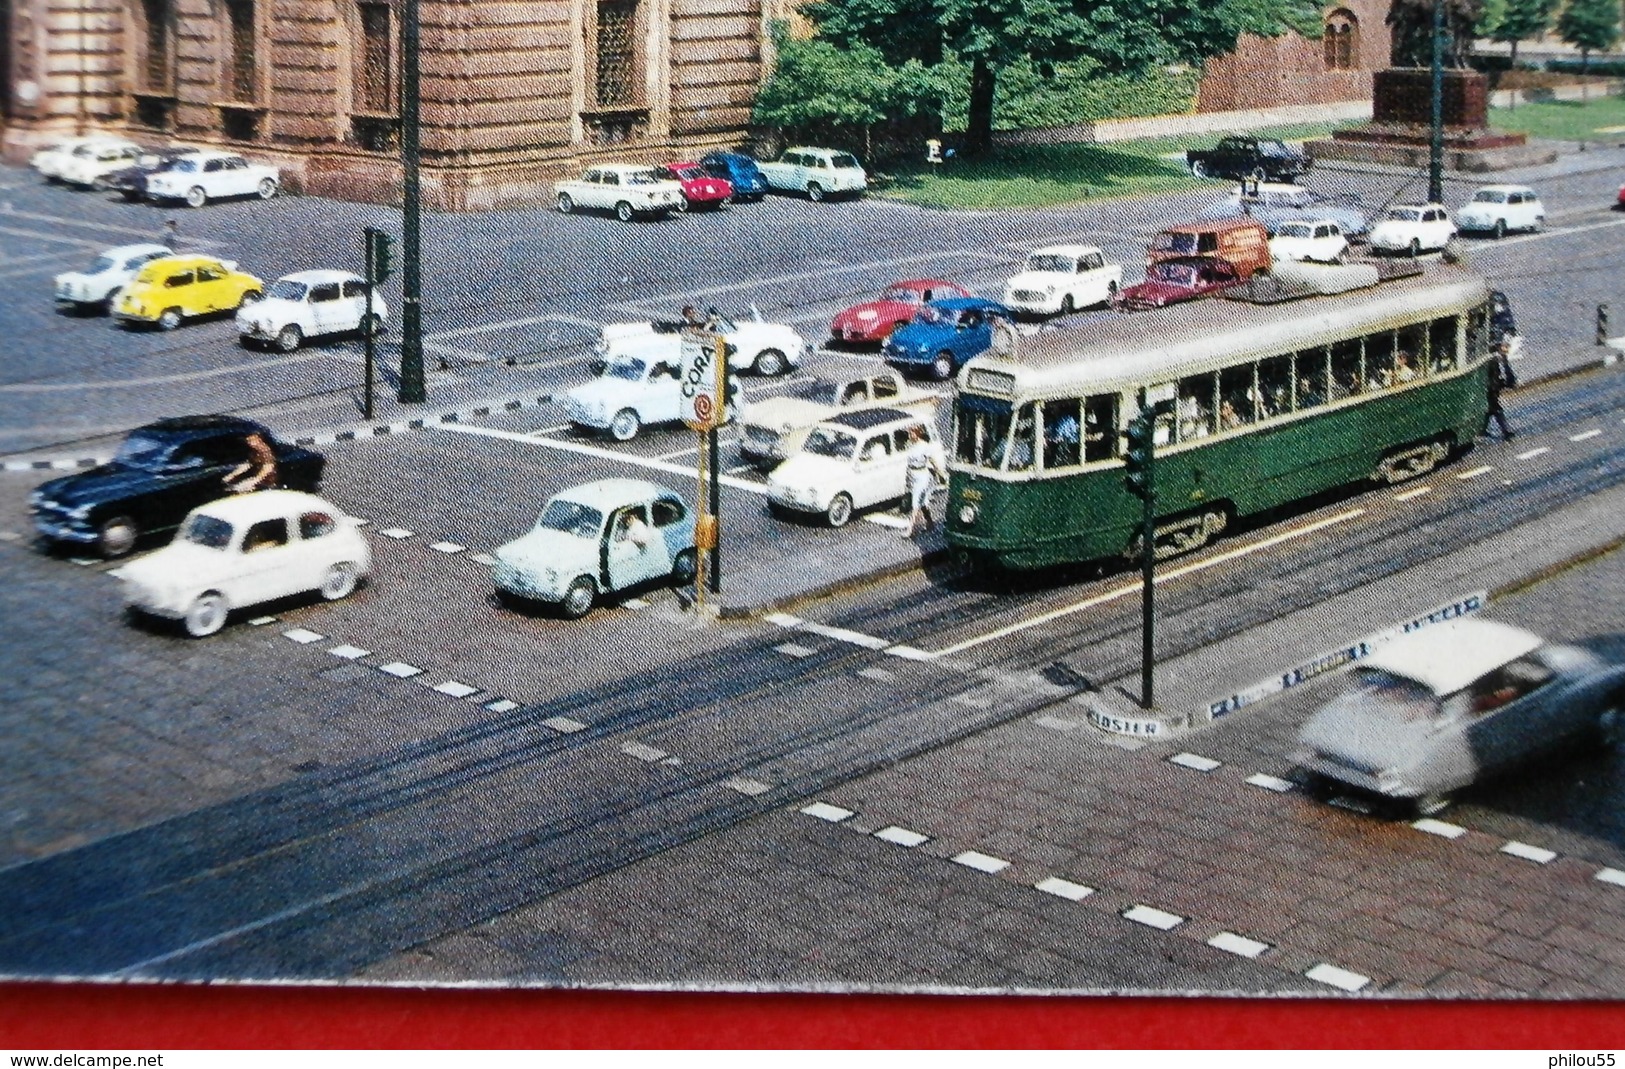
(29, 136, 280, 207)
(552, 147, 867, 221)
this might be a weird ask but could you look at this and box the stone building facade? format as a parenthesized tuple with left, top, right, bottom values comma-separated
(1197, 0, 1391, 112)
(2, 0, 793, 209)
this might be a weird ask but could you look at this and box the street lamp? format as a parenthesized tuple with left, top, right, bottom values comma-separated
(397, 0, 425, 403)
(1429, 0, 1445, 205)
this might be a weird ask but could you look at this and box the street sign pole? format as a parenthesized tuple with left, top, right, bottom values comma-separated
(708, 334, 725, 595)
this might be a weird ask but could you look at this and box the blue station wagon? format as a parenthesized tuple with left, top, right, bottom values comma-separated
(883, 297, 1014, 380)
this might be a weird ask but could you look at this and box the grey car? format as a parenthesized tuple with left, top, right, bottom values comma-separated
(1198, 182, 1370, 238)
(1293, 619, 1625, 815)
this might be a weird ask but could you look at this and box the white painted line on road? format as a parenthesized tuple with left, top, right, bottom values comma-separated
(429, 541, 466, 554)
(952, 850, 1010, 874)
(621, 741, 670, 763)
(529, 425, 572, 436)
(1569, 429, 1603, 442)
(1035, 877, 1094, 901)
(1487, 214, 1625, 250)
(69, 556, 98, 566)
(1169, 752, 1221, 772)
(543, 716, 587, 733)
(377, 528, 415, 539)
(469, 552, 498, 566)
(950, 693, 992, 709)
(1306, 963, 1370, 992)
(766, 612, 803, 628)
(1392, 485, 1432, 501)
(726, 464, 756, 474)
(1515, 446, 1551, 461)
(885, 645, 937, 662)
(427, 310, 604, 341)
(327, 645, 371, 660)
(656, 446, 700, 461)
(928, 508, 1366, 657)
(1245, 773, 1295, 793)
(798, 621, 890, 650)
(377, 662, 423, 678)
(875, 826, 931, 848)
(622, 597, 650, 609)
(1500, 840, 1557, 864)
(819, 350, 886, 364)
(1456, 465, 1495, 480)
(724, 776, 773, 796)
(858, 666, 895, 682)
(433, 680, 480, 698)
(0, 204, 227, 245)
(438, 423, 767, 494)
(1411, 817, 1467, 839)
(484, 699, 519, 713)
(1595, 868, 1625, 887)
(282, 628, 325, 645)
(1123, 905, 1184, 931)
(775, 642, 818, 658)
(247, 616, 279, 626)
(1208, 932, 1271, 959)
(801, 801, 854, 822)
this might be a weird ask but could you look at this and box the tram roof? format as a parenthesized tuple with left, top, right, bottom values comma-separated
(960, 263, 1491, 398)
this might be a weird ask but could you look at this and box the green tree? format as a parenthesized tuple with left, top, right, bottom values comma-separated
(1556, 0, 1621, 73)
(804, 0, 1322, 156)
(1482, 0, 1556, 67)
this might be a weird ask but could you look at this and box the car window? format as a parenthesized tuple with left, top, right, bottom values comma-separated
(859, 436, 891, 462)
(535, 500, 603, 538)
(196, 265, 222, 283)
(872, 376, 898, 400)
(602, 171, 620, 186)
(269, 279, 309, 301)
(604, 358, 646, 381)
(840, 381, 868, 404)
(242, 518, 289, 553)
(224, 157, 246, 169)
(830, 154, 860, 169)
(1349, 667, 1440, 721)
(164, 271, 195, 287)
(803, 428, 857, 459)
(342, 280, 368, 298)
(205, 158, 224, 172)
(299, 512, 338, 539)
(182, 514, 234, 549)
(1466, 657, 1555, 715)
(310, 283, 342, 303)
(650, 498, 685, 527)
(190, 435, 247, 466)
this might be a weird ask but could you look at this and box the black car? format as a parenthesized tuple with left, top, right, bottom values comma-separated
(98, 147, 194, 201)
(29, 416, 324, 558)
(1186, 136, 1308, 182)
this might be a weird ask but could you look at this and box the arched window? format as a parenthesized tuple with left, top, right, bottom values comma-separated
(1324, 9, 1358, 70)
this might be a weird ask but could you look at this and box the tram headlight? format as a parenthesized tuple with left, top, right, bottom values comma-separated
(958, 503, 979, 526)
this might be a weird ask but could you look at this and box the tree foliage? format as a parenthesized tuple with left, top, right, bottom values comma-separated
(1479, 0, 1556, 67)
(1555, 0, 1621, 70)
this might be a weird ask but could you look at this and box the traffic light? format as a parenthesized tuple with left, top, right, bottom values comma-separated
(1123, 411, 1154, 500)
(366, 227, 395, 284)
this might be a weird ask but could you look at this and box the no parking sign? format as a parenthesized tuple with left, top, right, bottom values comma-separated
(679, 329, 727, 431)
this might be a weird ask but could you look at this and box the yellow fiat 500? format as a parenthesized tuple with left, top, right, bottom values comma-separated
(113, 255, 264, 331)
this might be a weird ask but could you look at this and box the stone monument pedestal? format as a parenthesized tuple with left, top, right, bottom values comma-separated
(1308, 68, 1556, 172)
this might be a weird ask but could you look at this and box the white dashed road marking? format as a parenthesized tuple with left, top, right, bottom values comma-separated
(1596, 868, 1625, 888)
(1035, 877, 1094, 901)
(1306, 963, 1370, 992)
(621, 741, 670, 763)
(1169, 752, 1221, 772)
(282, 628, 325, 645)
(1244, 773, 1295, 793)
(1411, 818, 1467, 840)
(775, 642, 817, 658)
(1208, 932, 1271, 959)
(724, 777, 773, 796)
(1392, 485, 1432, 501)
(1501, 841, 1557, 864)
(1515, 446, 1550, 461)
(874, 826, 930, 848)
(433, 680, 480, 699)
(429, 542, 466, 554)
(484, 699, 519, 713)
(543, 716, 587, 733)
(1455, 465, 1495, 480)
(1569, 429, 1603, 442)
(951, 851, 1010, 874)
(377, 528, 415, 539)
(326, 645, 371, 660)
(801, 802, 854, 823)
(377, 662, 423, 678)
(1122, 905, 1184, 931)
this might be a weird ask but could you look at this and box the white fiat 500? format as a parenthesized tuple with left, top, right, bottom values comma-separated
(237, 270, 388, 351)
(766, 407, 936, 527)
(1268, 220, 1350, 264)
(1456, 184, 1545, 238)
(53, 243, 173, 312)
(491, 478, 698, 618)
(1002, 244, 1122, 316)
(561, 351, 739, 441)
(144, 149, 280, 207)
(1368, 204, 1456, 256)
(115, 490, 372, 637)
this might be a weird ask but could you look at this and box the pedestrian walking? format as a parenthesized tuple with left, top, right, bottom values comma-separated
(1483, 340, 1517, 440)
(158, 218, 179, 251)
(902, 425, 947, 539)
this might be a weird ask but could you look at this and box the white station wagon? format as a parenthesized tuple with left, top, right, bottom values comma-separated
(55, 137, 145, 188)
(54, 243, 173, 312)
(1456, 184, 1545, 238)
(1003, 244, 1122, 316)
(144, 150, 280, 207)
(554, 163, 684, 221)
(115, 490, 372, 637)
(756, 147, 867, 202)
(766, 407, 936, 527)
(237, 270, 388, 351)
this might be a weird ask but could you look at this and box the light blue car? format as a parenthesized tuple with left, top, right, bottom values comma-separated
(492, 478, 697, 618)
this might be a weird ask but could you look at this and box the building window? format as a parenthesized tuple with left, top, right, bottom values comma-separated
(357, 2, 393, 113)
(595, 0, 638, 107)
(138, 0, 174, 92)
(1323, 10, 1358, 71)
(223, 0, 258, 102)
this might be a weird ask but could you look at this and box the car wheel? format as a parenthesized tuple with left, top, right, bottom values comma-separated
(275, 324, 303, 352)
(1059, 294, 1076, 315)
(1492, 218, 1506, 240)
(556, 192, 574, 214)
(754, 348, 787, 377)
(1190, 159, 1209, 179)
(119, 190, 141, 202)
(183, 591, 229, 638)
(256, 177, 277, 200)
(825, 493, 854, 528)
(319, 562, 359, 601)
(157, 307, 183, 331)
(185, 185, 207, 208)
(932, 351, 955, 381)
(671, 547, 698, 584)
(675, 193, 691, 213)
(1408, 238, 1422, 258)
(609, 408, 641, 442)
(1534, 215, 1545, 232)
(615, 200, 635, 223)
(807, 182, 825, 202)
(560, 576, 597, 619)
(96, 515, 139, 559)
(1103, 281, 1118, 307)
(1250, 166, 1267, 182)
(364, 313, 385, 336)
(237, 289, 262, 309)
(719, 194, 733, 209)
(103, 287, 123, 311)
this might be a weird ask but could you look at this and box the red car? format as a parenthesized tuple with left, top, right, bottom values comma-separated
(657, 161, 732, 211)
(1616, 181, 1625, 210)
(1112, 257, 1243, 311)
(830, 279, 972, 344)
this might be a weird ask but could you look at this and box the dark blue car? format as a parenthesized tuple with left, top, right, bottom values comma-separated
(699, 152, 769, 202)
(883, 297, 1013, 380)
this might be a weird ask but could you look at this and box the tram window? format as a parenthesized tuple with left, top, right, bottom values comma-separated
(956, 401, 1013, 469)
(1397, 325, 1426, 381)
(1219, 365, 1255, 429)
(1083, 394, 1116, 462)
(1177, 372, 1216, 440)
(1330, 339, 1362, 400)
(1294, 347, 1328, 409)
(1043, 398, 1083, 468)
(1366, 331, 1397, 389)
(1003, 404, 1037, 471)
(1429, 317, 1458, 372)
(1466, 306, 1490, 364)
(1259, 356, 1292, 417)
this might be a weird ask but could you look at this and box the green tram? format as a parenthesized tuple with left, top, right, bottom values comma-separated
(946, 264, 1494, 571)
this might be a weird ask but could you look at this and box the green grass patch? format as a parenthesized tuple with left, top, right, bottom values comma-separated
(877, 120, 1360, 211)
(1488, 95, 1625, 142)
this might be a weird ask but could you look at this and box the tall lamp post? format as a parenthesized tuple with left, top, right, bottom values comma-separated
(397, 0, 426, 403)
(1429, 0, 1445, 205)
